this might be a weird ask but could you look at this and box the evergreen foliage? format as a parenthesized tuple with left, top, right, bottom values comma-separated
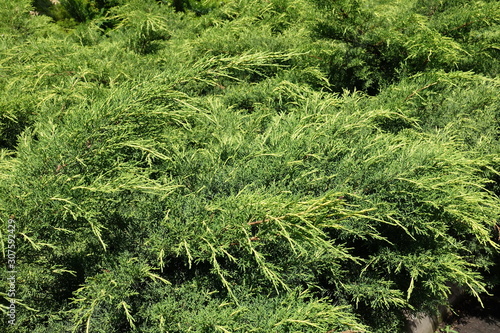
(1, 0, 499, 332)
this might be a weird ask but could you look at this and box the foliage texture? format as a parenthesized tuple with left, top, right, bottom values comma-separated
(1, 0, 499, 332)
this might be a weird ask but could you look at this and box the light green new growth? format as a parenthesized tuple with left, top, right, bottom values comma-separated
(0, 0, 499, 332)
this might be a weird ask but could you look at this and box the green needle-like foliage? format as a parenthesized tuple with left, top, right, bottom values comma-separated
(1, 0, 499, 332)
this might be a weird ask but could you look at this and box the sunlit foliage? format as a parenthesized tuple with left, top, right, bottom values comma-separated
(1, 0, 499, 332)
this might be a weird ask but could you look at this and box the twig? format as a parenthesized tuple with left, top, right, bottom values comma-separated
(445, 21, 476, 33)
(248, 218, 270, 225)
(404, 81, 438, 101)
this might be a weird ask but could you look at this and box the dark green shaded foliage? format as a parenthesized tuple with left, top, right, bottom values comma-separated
(0, 0, 499, 332)
(309, 0, 500, 93)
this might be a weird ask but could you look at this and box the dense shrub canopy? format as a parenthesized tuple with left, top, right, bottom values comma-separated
(1, 0, 499, 332)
